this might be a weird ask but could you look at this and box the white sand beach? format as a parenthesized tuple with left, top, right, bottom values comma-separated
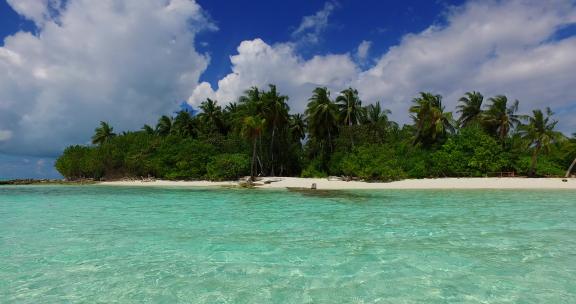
(100, 177, 576, 190)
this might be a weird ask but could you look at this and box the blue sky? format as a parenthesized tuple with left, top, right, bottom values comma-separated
(0, 1, 33, 37)
(194, 0, 465, 86)
(0, 0, 575, 179)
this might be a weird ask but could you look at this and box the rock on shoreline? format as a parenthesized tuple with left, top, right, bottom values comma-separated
(0, 179, 95, 185)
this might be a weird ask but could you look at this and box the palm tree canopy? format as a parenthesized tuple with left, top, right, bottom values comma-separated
(261, 84, 290, 130)
(518, 107, 563, 176)
(225, 102, 238, 113)
(289, 113, 307, 141)
(91, 121, 116, 145)
(518, 107, 562, 152)
(483, 95, 521, 142)
(199, 98, 221, 119)
(305, 87, 339, 141)
(241, 115, 266, 141)
(156, 115, 172, 136)
(409, 92, 454, 146)
(198, 98, 224, 133)
(238, 86, 263, 114)
(363, 101, 392, 124)
(335, 87, 364, 126)
(172, 110, 196, 137)
(223, 102, 244, 134)
(142, 124, 155, 135)
(457, 91, 483, 128)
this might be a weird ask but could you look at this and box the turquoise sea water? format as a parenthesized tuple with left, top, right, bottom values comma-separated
(1, 186, 575, 303)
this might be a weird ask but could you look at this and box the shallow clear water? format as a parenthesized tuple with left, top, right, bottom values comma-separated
(1, 186, 575, 303)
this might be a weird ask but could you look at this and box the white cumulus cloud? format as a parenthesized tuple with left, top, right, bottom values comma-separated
(188, 38, 358, 113)
(0, 0, 213, 156)
(355, 0, 576, 128)
(5, 0, 63, 27)
(193, 0, 576, 132)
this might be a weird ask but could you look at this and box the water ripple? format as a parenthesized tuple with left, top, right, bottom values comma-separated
(1, 186, 575, 303)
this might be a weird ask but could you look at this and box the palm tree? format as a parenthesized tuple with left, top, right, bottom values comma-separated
(198, 98, 224, 134)
(409, 92, 454, 146)
(242, 115, 266, 181)
(518, 108, 563, 177)
(261, 84, 289, 176)
(142, 124, 155, 135)
(566, 157, 576, 178)
(335, 87, 364, 126)
(156, 115, 172, 136)
(457, 91, 483, 128)
(305, 87, 339, 153)
(566, 133, 576, 178)
(363, 101, 394, 126)
(289, 113, 306, 142)
(483, 95, 521, 144)
(224, 102, 244, 134)
(91, 121, 116, 145)
(172, 110, 195, 137)
(233, 87, 264, 134)
(361, 102, 397, 142)
(225, 102, 239, 113)
(238, 86, 263, 114)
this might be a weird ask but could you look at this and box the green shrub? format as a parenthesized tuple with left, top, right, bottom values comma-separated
(206, 154, 250, 181)
(301, 159, 328, 178)
(514, 156, 565, 177)
(151, 137, 216, 179)
(327, 151, 346, 175)
(430, 127, 507, 176)
(338, 145, 406, 181)
(55, 145, 104, 179)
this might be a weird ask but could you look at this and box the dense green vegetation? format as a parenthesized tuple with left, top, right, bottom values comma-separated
(56, 85, 575, 181)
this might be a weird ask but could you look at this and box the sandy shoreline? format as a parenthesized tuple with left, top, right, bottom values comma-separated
(99, 177, 576, 190)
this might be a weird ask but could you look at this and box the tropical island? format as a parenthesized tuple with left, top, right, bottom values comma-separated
(55, 85, 576, 185)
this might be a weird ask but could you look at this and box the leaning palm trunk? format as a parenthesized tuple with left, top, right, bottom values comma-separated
(348, 120, 355, 149)
(529, 144, 541, 177)
(566, 157, 576, 178)
(250, 138, 257, 181)
(270, 126, 276, 176)
(327, 128, 333, 153)
(500, 127, 507, 148)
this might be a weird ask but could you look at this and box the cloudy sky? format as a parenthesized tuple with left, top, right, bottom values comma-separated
(0, 0, 575, 179)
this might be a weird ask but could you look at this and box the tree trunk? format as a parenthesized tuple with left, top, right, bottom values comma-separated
(349, 125, 355, 149)
(258, 132, 264, 175)
(251, 138, 257, 181)
(529, 144, 540, 177)
(500, 125, 507, 148)
(256, 155, 264, 177)
(566, 157, 576, 178)
(270, 126, 275, 176)
(328, 129, 333, 153)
